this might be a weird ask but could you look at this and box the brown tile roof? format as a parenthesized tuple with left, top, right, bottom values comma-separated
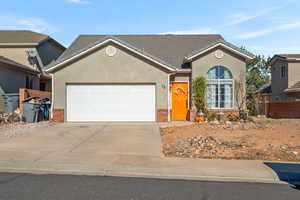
(56, 34, 225, 69)
(0, 56, 39, 73)
(0, 30, 49, 44)
(285, 81, 300, 93)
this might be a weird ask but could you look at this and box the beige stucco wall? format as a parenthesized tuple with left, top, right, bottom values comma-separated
(191, 47, 246, 109)
(0, 41, 64, 69)
(0, 47, 37, 68)
(271, 59, 289, 101)
(52, 43, 170, 118)
(172, 74, 190, 82)
(0, 63, 39, 112)
(288, 61, 300, 88)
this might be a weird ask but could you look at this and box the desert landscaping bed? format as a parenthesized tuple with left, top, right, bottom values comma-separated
(161, 119, 300, 162)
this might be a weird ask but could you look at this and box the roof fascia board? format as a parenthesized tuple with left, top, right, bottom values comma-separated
(46, 38, 176, 72)
(0, 43, 38, 46)
(176, 69, 192, 73)
(268, 56, 288, 66)
(0, 59, 39, 74)
(185, 43, 254, 61)
(284, 88, 300, 93)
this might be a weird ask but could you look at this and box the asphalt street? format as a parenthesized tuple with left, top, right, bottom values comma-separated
(0, 172, 299, 200)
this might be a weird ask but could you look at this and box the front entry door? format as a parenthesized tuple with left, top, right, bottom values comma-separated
(172, 82, 188, 120)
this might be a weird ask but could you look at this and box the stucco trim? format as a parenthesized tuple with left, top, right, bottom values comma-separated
(185, 42, 254, 61)
(45, 37, 177, 73)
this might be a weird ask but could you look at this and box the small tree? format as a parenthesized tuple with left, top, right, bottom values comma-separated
(192, 77, 207, 114)
(235, 72, 246, 116)
(246, 56, 271, 115)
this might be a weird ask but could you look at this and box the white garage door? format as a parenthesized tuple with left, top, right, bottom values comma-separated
(66, 84, 156, 122)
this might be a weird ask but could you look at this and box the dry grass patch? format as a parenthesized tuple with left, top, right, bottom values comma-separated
(161, 119, 300, 161)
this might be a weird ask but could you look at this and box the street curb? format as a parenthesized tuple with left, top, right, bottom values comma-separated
(0, 167, 287, 185)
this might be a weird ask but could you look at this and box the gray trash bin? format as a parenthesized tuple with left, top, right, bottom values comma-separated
(23, 102, 41, 123)
(4, 93, 19, 113)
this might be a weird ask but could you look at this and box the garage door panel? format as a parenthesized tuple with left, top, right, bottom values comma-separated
(67, 84, 156, 122)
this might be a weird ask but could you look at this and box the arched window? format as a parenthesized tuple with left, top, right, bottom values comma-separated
(206, 66, 234, 108)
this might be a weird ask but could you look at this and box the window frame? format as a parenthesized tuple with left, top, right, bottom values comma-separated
(206, 66, 235, 109)
(280, 66, 287, 78)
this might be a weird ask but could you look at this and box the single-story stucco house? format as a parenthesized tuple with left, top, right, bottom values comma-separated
(45, 34, 254, 122)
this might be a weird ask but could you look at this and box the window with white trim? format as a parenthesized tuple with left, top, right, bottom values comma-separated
(206, 66, 234, 109)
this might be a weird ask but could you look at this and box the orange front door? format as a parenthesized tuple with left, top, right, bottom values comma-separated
(172, 82, 188, 120)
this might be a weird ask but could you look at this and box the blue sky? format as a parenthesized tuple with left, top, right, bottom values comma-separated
(1, 0, 300, 57)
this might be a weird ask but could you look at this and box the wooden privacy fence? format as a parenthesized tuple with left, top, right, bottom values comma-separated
(267, 101, 300, 118)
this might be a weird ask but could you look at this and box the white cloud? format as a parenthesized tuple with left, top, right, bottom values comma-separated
(0, 15, 57, 33)
(228, 6, 281, 26)
(160, 27, 216, 35)
(228, 0, 298, 26)
(236, 22, 300, 39)
(67, 0, 89, 4)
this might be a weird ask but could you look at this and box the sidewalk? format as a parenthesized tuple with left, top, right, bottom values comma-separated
(0, 152, 298, 184)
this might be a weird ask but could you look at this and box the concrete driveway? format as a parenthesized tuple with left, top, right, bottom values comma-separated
(0, 122, 291, 184)
(0, 122, 163, 163)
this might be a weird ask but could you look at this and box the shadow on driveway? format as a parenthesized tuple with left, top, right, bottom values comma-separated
(264, 162, 300, 190)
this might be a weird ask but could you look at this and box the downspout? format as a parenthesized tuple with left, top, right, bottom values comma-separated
(50, 73, 54, 119)
(168, 72, 176, 122)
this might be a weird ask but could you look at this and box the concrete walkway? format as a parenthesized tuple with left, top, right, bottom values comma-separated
(0, 122, 299, 184)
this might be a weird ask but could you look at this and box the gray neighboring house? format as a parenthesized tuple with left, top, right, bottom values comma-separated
(45, 34, 254, 122)
(269, 54, 300, 102)
(0, 56, 39, 112)
(0, 30, 65, 112)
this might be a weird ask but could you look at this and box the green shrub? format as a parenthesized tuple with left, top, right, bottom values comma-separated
(192, 77, 207, 113)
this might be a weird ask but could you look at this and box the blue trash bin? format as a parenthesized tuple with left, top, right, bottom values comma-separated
(22, 102, 41, 123)
(4, 93, 19, 113)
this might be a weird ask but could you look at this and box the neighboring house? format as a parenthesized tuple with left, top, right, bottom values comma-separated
(45, 35, 254, 122)
(268, 54, 300, 102)
(0, 30, 65, 112)
(0, 30, 65, 91)
(265, 54, 300, 118)
(0, 56, 39, 112)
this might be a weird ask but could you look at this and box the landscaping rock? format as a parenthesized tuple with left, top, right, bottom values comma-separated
(207, 121, 266, 131)
(163, 135, 255, 158)
(0, 109, 22, 125)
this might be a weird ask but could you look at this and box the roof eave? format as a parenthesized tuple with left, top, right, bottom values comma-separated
(184, 42, 255, 62)
(284, 88, 300, 93)
(176, 69, 192, 73)
(0, 43, 39, 46)
(0, 59, 39, 75)
(268, 55, 300, 67)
